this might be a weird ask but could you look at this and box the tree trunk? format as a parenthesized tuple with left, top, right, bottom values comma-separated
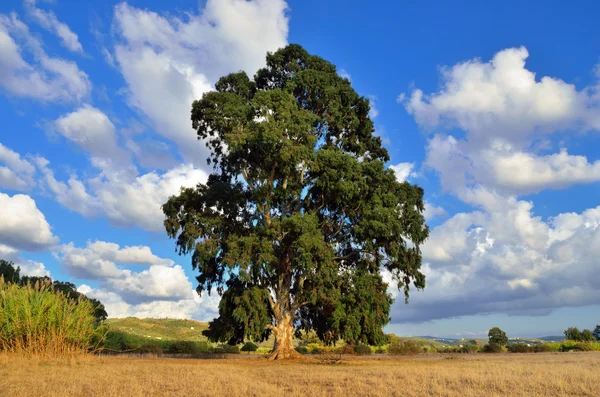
(267, 312, 303, 360)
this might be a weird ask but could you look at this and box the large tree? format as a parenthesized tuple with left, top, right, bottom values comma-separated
(163, 44, 428, 359)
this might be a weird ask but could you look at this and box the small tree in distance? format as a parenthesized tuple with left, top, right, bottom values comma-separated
(580, 329, 595, 342)
(593, 325, 600, 342)
(488, 327, 508, 346)
(564, 327, 582, 341)
(163, 44, 429, 360)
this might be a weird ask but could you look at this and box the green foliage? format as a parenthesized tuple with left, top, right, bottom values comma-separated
(481, 343, 504, 353)
(163, 44, 428, 349)
(295, 346, 309, 355)
(0, 260, 107, 323)
(508, 343, 533, 353)
(353, 343, 372, 355)
(241, 341, 259, 352)
(564, 327, 582, 341)
(0, 278, 103, 355)
(387, 340, 423, 355)
(488, 327, 508, 346)
(168, 341, 200, 354)
(212, 344, 240, 354)
(581, 329, 595, 342)
(335, 344, 356, 355)
(460, 344, 480, 353)
(533, 344, 554, 353)
(593, 325, 600, 342)
(138, 343, 163, 355)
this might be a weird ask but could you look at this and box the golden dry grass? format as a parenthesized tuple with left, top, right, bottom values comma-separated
(1, 352, 599, 396)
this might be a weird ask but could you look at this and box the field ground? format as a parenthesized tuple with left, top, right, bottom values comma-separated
(1, 352, 599, 396)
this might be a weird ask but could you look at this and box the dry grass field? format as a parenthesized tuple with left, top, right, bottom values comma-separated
(1, 352, 599, 397)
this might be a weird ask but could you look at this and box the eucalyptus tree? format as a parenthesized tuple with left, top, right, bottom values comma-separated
(163, 45, 428, 359)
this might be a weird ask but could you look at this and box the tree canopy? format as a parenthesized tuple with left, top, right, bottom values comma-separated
(488, 327, 508, 346)
(163, 44, 428, 359)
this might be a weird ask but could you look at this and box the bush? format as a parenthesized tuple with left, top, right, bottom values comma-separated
(0, 279, 103, 355)
(336, 344, 356, 355)
(481, 343, 504, 353)
(569, 343, 594, 352)
(295, 346, 309, 355)
(167, 341, 199, 354)
(533, 344, 553, 353)
(375, 347, 386, 354)
(353, 344, 372, 355)
(241, 342, 259, 352)
(214, 344, 239, 354)
(138, 343, 163, 354)
(508, 343, 533, 353)
(388, 340, 423, 355)
(460, 344, 480, 354)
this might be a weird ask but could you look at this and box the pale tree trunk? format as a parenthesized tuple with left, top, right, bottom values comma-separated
(267, 311, 303, 360)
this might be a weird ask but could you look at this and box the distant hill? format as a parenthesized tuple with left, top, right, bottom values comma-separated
(537, 336, 564, 342)
(106, 317, 210, 342)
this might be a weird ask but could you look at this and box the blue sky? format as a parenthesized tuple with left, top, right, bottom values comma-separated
(0, 0, 599, 338)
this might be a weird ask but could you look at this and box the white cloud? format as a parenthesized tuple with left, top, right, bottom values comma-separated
(423, 201, 446, 221)
(390, 162, 415, 183)
(0, 243, 50, 277)
(78, 286, 219, 321)
(0, 193, 59, 251)
(53, 105, 129, 165)
(0, 13, 90, 101)
(112, 0, 289, 167)
(55, 240, 188, 302)
(368, 95, 379, 119)
(392, 193, 600, 323)
(24, 0, 84, 53)
(402, 46, 600, 147)
(404, 48, 600, 195)
(0, 142, 36, 191)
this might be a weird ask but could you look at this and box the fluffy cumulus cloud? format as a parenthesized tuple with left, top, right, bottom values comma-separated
(390, 162, 415, 183)
(111, 0, 289, 167)
(0, 143, 36, 191)
(37, 158, 207, 231)
(0, 193, 59, 251)
(394, 47, 600, 323)
(392, 193, 600, 322)
(77, 285, 219, 321)
(0, 13, 90, 101)
(54, 240, 189, 300)
(0, 243, 50, 277)
(401, 46, 600, 195)
(24, 0, 83, 53)
(55, 239, 219, 320)
(53, 105, 129, 165)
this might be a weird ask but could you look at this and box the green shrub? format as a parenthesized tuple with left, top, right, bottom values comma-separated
(167, 341, 198, 354)
(481, 343, 503, 353)
(375, 347, 386, 354)
(353, 343, 372, 355)
(213, 344, 239, 354)
(388, 340, 423, 355)
(336, 344, 356, 355)
(0, 279, 103, 355)
(508, 343, 533, 353)
(241, 342, 259, 352)
(533, 344, 553, 353)
(295, 346, 309, 355)
(569, 343, 594, 352)
(460, 344, 480, 353)
(138, 343, 163, 354)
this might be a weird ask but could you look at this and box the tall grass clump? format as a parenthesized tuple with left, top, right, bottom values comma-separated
(0, 278, 103, 356)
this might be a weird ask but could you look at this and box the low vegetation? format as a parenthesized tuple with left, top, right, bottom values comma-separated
(2, 353, 600, 397)
(0, 278, 103, 356)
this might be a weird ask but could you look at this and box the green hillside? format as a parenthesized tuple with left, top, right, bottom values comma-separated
(106, 317, 210, 341)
